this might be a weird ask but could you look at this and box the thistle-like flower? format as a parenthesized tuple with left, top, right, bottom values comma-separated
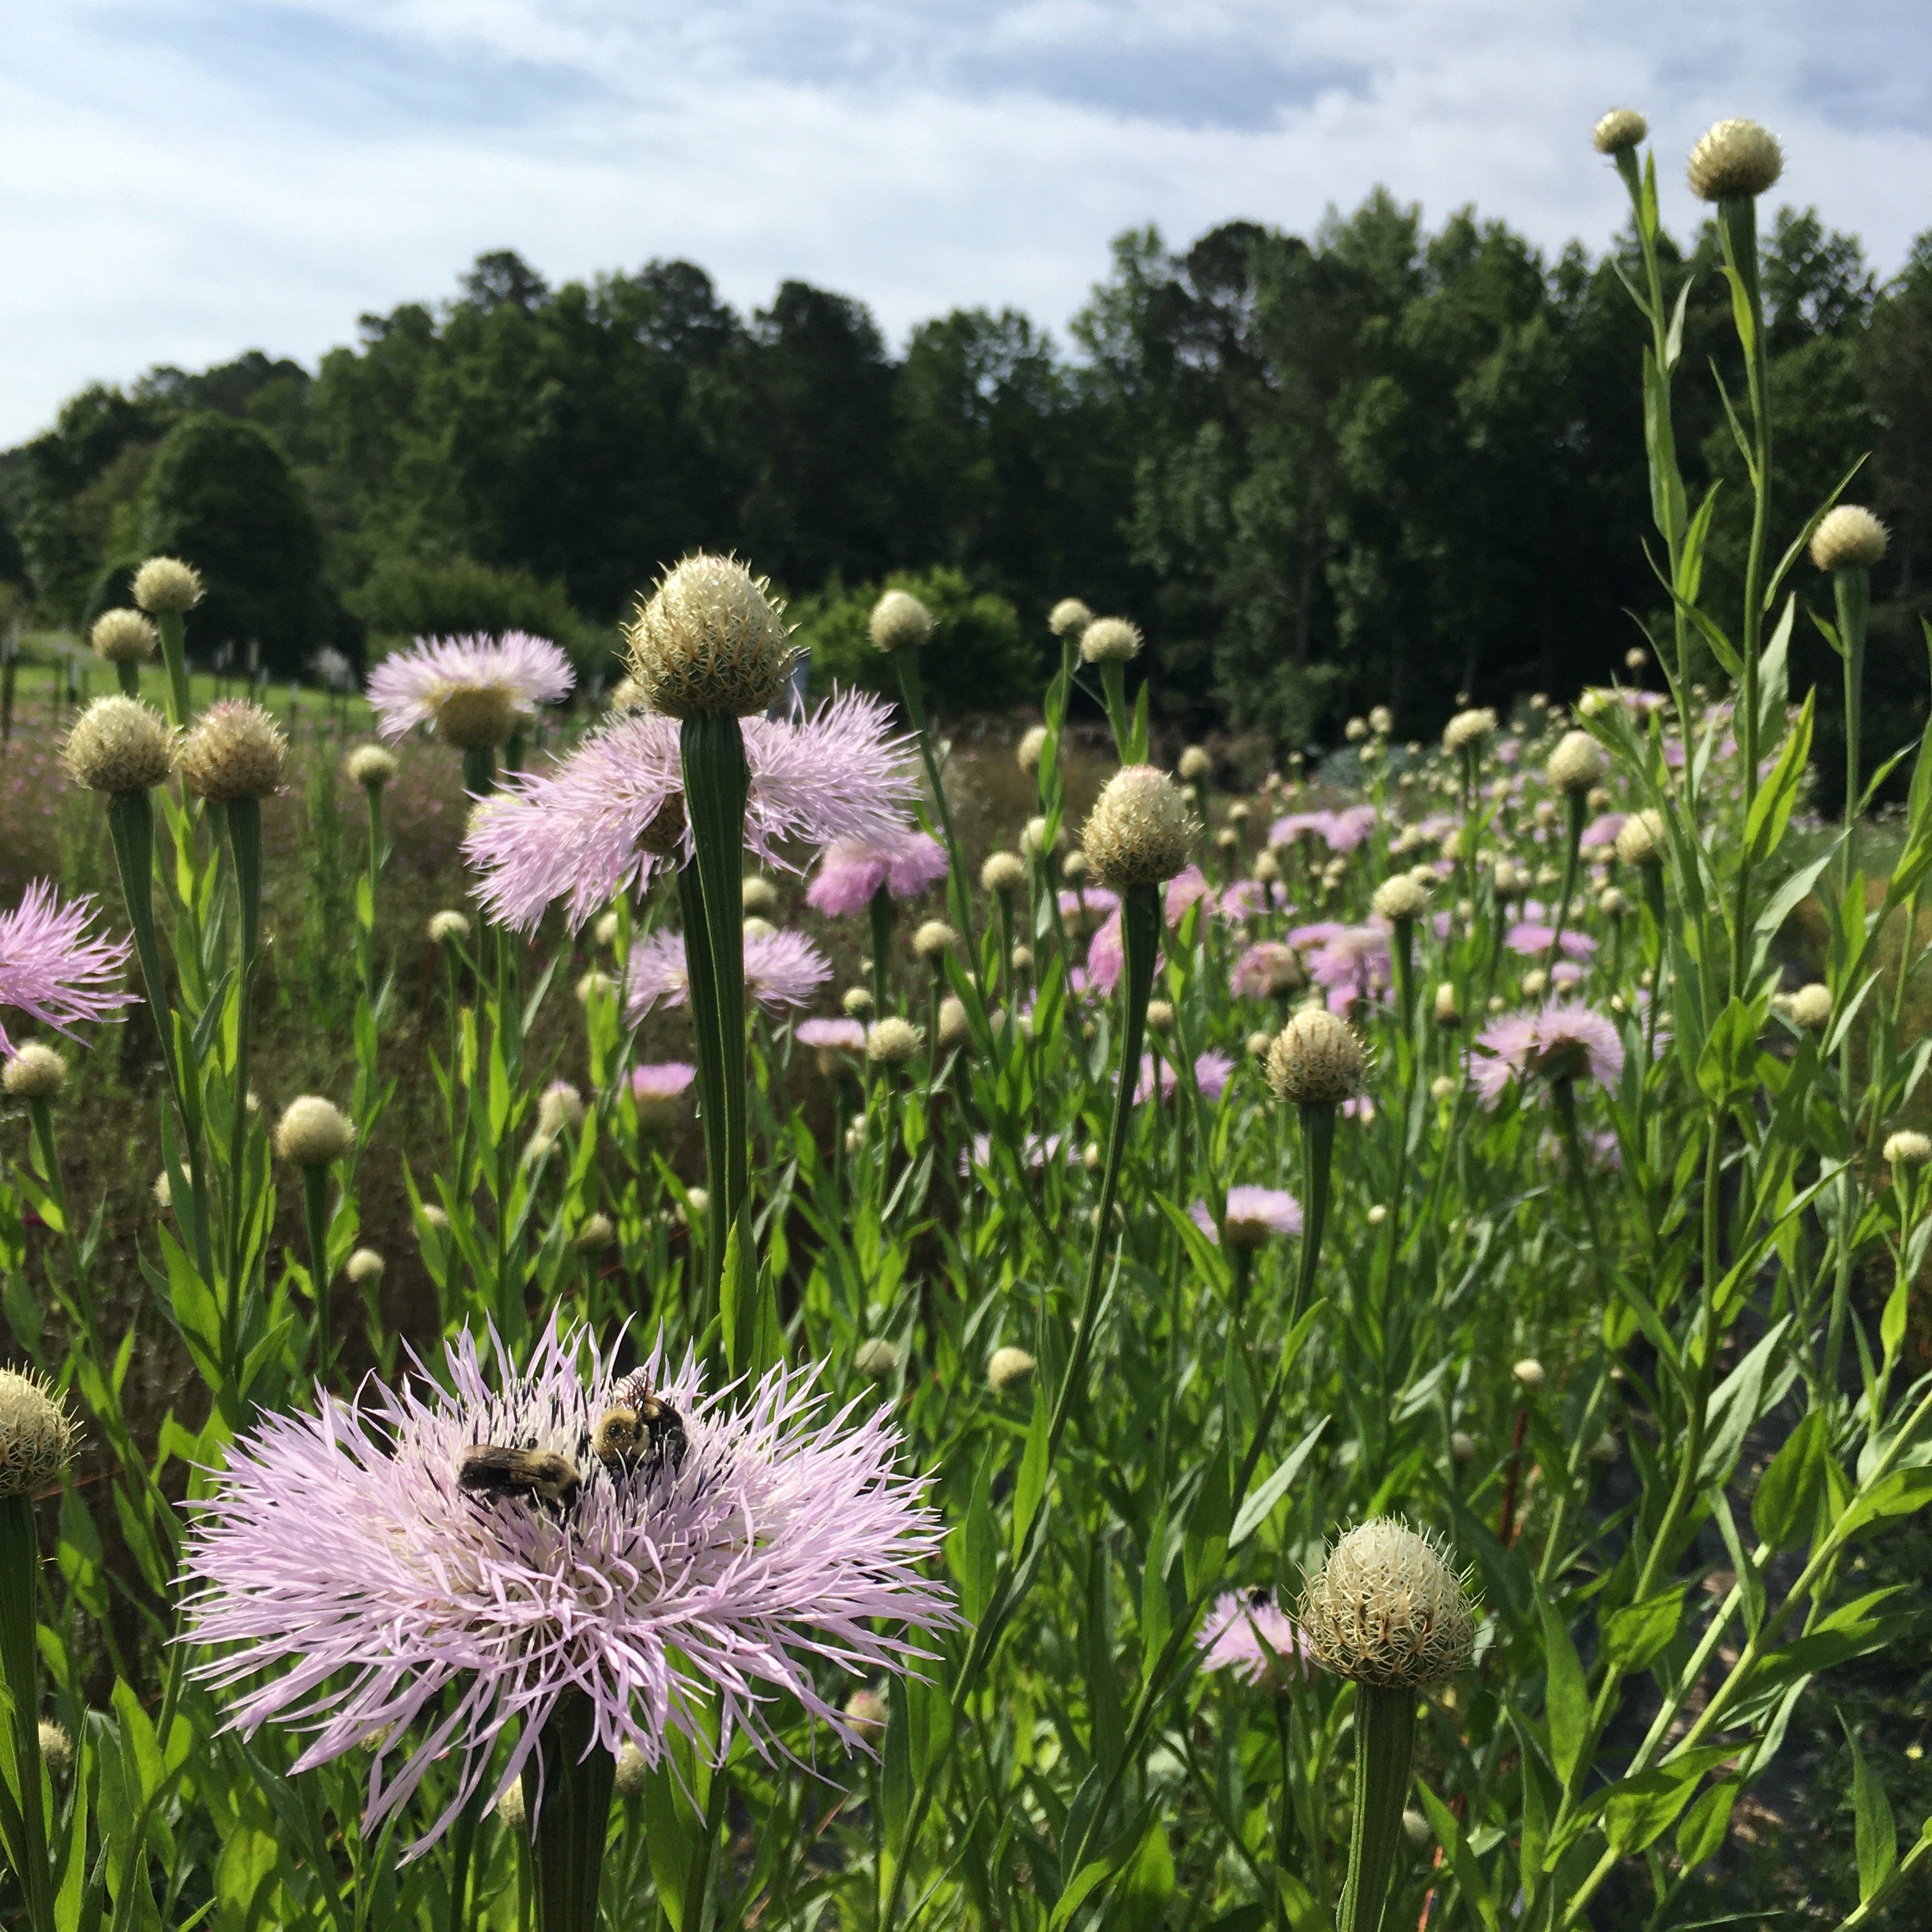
(1592, 108, 1648, 155)
(1810, 505, 1889, 573)
(1197, 1588, 1313, 1688)
(1470, 1000, 1623, 1108)
(625, 928, 829, 1020)
(806, 829, 949, 919)
(465, 696, 917, 931)
(1265, 1007, 1370, 1108)
(2, 1042, 68, 1098)
(1687, 118, 1783, 201)
(1082, 766, 1198, 889)
(1614, 808, 1665, 867)
(61, 696, 175, 795)
(1230, 942, 1304, 1000)
(184, 1321, 954, 1851)
(273, 1096, 355, 1167)
(1078, 618, 1142, 664)
(986, 1346, 1036, 1394)
(1190, 1186, 1303, 1250)
(866, 1017, 924, 1066)
(91, 609, 158, 665)
(367, 633, 574, 748)
(177, 701, 288, 802)
(132, 556, 204, 613)
(1441, 707, 1496, 755)
(1545, 730, 1606, 796)
(0, 1367, 77, 1497)
(1048, 598, 1094, 640)
(346, 744, 399, 790)
(0, 881, 135, 1054)
(868, 589, 933, 654)
(629, 1061, 698, 1132)
(624, 555, 795, 717)
(1016, 725, 1049, 774)
(1298, 1519, 1476, 1690)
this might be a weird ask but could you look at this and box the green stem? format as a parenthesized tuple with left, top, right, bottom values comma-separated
(893, 654, 980, 977)
(1548, 792, 1585, 963)
(302, 1164, 334, 1386)
(155, 611, 192, 728)
(1718, 193, 1772, 997)
(224, 799, 263, 1351)
(521, 1690, 615, 1932)
(1292, 1105, 1337, 1331)
(675, 859, 728, 1326)
(1338, 1684, 1416, 1932)
(1046, 881, 1160, 1452)
(0, 1492, 56, 1932)
(869, 885, 894, 1018)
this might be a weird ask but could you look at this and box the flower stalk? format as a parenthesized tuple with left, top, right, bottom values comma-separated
(523, 1689, 616, 1932)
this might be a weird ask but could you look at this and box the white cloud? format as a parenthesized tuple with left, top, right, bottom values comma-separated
(3, 0, 1927, 446)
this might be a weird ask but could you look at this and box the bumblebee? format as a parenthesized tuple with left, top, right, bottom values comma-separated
(457, 1445, 582, 1511)
(598, 1373, 689, 1476)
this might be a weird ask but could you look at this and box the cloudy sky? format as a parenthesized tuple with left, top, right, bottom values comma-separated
(5, 1, 1928, 445)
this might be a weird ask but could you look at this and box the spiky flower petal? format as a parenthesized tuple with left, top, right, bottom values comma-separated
(184, 1321, 955, 1853)
(367, 634, 574, 747)
(466, 695, 918, 931)
(0, 881, 135, 1055)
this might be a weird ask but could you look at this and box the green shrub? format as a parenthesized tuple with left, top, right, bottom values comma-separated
(353, 553, 615, 680)
(789, 565, 1037, 718)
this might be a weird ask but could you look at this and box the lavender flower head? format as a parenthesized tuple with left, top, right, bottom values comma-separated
(1196, 1589, 1313, 1688)
(1190, 1186, 1303, 1250)
(367, 632, 574, 746)
(629, 1061, 697, 1132)
(806, 829, 949, 918)
(627, 928, 831, 1021)
(795, 1017, 868, 1053)
(465, 694, 919, 931)
(185, 1320, 954, 1851)
(0, 880, 136, 1054)
(1471, 1000, 1623, 1108)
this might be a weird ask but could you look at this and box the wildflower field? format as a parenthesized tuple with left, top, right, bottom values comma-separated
(5, 112, 1932, 1932)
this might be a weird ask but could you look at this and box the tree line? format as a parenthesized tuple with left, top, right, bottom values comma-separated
(2, 192, 1928, 772)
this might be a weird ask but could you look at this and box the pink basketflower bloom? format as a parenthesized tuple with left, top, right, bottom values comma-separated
(1291, 921, 1392, 1007)
(1505, 923, 1597, 962)
(1196, 1589, 1313, 1687)
(1189, 1186, 1303, 1248)
(1165, 866, 1214, 927)
(184, 1320, 955, 1853)
(806, 829, 949, 919)
(1471, 1000, 1623, 1108)
(1135, 1051, 1234, 1106)
(367, 632, 574, 742)
(626, 928, 830, 1021)
(1579, 813, 1627, 852)
(795, 1017, 867, 1053)
(1059, 885, 1121, 933)
(0, 879, 136, 1054)
(1230, 941, 1301, 1000)
(465, 693, 918, 931)
(1086, 910, 1125, 996)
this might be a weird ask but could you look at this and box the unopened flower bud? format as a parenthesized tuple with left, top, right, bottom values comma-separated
(869, 588, 933, 654)
(1048, 597, 1094, 639)
(1082, 765, 1198, 889)
(91, 608, 158, 664)
(1593, 107, 1648, 155)
(132, 555, 204, 613)
(1687, 118, 1782, 202)
(624, 553, 795, 717)
(1299, 1519, 1476, 1689)
(61, 695, 175, 793)
(867, 1017, 923, 1066)
(1810, 505, 1889, 574)
(345, 744, 397, 789)
(1266, 1008, 1371, 1109)
(3, 1043, 68, 1099)
(178, 700, 288, 802)
(988, 1346, 1036, 1394)
(1078, 617, 1142, 664)
(274, 1096, 355, 1168)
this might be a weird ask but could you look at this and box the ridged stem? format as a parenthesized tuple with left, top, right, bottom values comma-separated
(522, 1689, 615, 1932)
(1337, 1684, 1417, 1932)
(892, 653, 979, 977)
(0, 1491, 55, 1932)
(154, 611, 191, 728)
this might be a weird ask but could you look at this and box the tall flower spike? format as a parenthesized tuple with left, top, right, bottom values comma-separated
(183, 1320, 955, 1853)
